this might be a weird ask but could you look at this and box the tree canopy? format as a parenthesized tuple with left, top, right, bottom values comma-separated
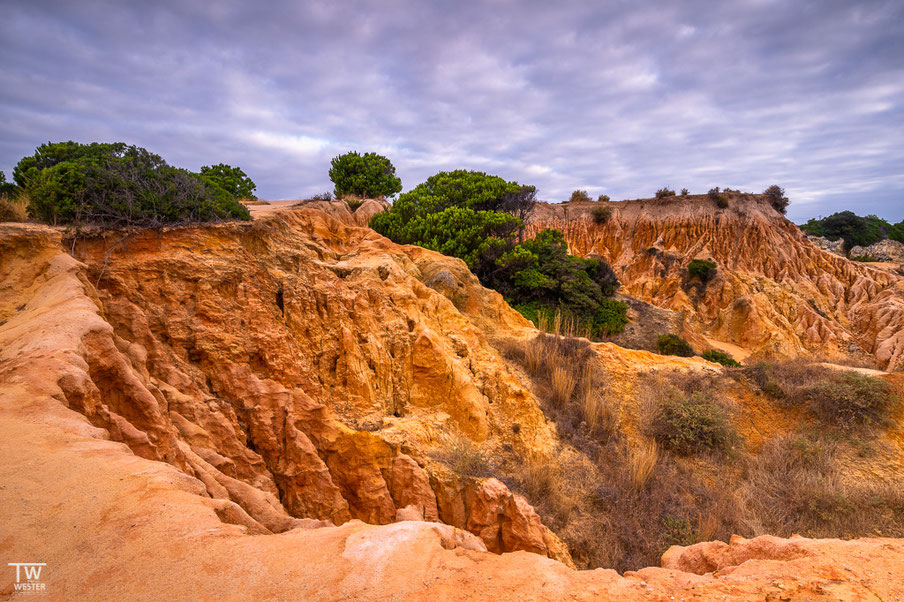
(199, 163, 256, 199)
(13, 141, 250, 226)
(329, 151, 402, 199)
(800, 210, 904, 251)
(370, 169, 626, 337)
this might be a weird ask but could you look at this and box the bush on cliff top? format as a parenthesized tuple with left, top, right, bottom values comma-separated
(13, 141, 250, 226)
(328, 151, 402, 199)
(371, 170, 626, 339)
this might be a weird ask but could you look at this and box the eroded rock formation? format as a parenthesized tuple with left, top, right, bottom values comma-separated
(0, 214, 565, 562)
(527, 194, 904, 369)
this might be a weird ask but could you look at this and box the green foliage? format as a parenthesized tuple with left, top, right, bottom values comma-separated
(592, 205, 612, 224)
(345, 198, 364, 211)
(371, 170, 623, 340)
(657, 334, 694, 357)
(764, 184, 789, 214)
(199, 163, 256, 199)
(328, 151, 402, 199)
(680, 188, 689, 196)
(655, 187, 676, 199)
(687, 259, 717, 282)
(593, 298, 629, 336)
(800, 211, 904, 251)
(701, 349, 741, 367)
(13, 141, 250, 226)
(850, 255, 878, 262)
(650, 392, 736, 455)
(597, 194, 610, 202)
(570, 189, 591, 203)
(0, 171, 17, 197)
(708, 187, 728, 208)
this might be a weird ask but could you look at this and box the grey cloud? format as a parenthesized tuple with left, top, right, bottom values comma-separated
(1, 0, 902, 220)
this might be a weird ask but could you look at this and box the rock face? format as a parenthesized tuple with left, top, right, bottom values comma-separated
(3, 212, 904, 598)
(527, 194, 904, 369)
(0, 213, 566, 562)
(850, 238, 904, 263)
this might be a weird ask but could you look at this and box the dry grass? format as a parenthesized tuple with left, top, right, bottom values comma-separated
(629, 440, 659, 491)
(741, 434, 904, 537)
(0, 193, 27, 222)
(550, 365, 577, 406)
(497, 340, 904, 572)
(431, 434, 491, 478)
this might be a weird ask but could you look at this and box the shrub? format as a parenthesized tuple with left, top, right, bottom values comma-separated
(345, 199, 364, 212)
(329, 151, 402, 199)
(199, 164, 257, 200)
(701, 349, 741, 367)
(655, 187, 676, 199)
(629, 440, 659, 491)
(708, 187, 728, 208)
(850, 255, 878, 262)
(657, 334, 694, 357)
(807, 372, 898, 427)
(436, 435, 490, 478)
(680, 188, 689, 196)
(593, 298, 628, 336)
(311, 192, 333, 201)
(13, 141, 250, 226)
(597, 194, 610, 202)
(799, 211, 892, 252)
(743, 361, 900, 428)
(649, 392, 736, 455)
(764, 184, 789, 214)
(592, 205, 612, 224)
(687, 259, 717, 282)
(570, 189, 591, 203)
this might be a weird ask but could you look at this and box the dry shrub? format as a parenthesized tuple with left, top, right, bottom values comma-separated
(432, 434, 490, 478)
(742, 360, 900, 428)
(0, 193, 27, 222)
(742, 434, 904, 537)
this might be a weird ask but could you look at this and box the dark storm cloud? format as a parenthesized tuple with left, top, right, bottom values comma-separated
(1, 0, 902, 220)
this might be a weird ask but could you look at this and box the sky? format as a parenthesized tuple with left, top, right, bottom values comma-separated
(1, 0, 902, 223)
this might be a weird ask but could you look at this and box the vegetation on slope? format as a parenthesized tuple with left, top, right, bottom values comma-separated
(11, 141, 251, 226)
(370, 169, 628, 338)
(497, 334, 904, 571)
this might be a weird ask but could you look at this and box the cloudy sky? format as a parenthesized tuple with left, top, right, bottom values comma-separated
(2, 0, 902, 222)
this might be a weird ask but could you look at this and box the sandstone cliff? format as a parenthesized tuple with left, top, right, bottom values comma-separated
(526, 194, 904, 369)
(0, 214, 567, 562)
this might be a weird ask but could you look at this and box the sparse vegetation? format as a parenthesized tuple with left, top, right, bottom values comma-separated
(592, 205, 612, 224)
(328, 151, 402, 199)
(433, 435, 490, 478)
(569, 189, 591, 203)
(701, 349, 741, 367)
(741, 361, 900, 429)
(310, 192, 333, 201)
(597, 194, 610, 202)
(12, 141, 250, 226)
(657, 333, 694, 357)
(655, 187, 676, 199)
(742, 434, 904, 538)
(649, 390, 737, 455)
(680, 188, 689, 196)
(345, 199, 364, 212)
(687, 259, 717, 282)
(764, 184, 789, 214)
(708, 187, 728, 208)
